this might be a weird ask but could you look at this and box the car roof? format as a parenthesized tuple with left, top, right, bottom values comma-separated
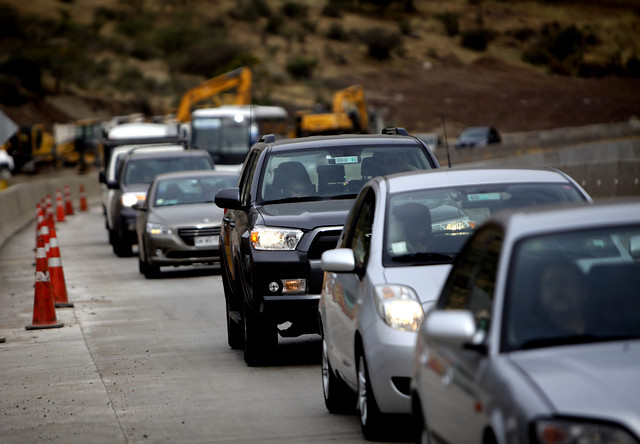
(494, 199, 640, 240)
(123, 148, 210, 161)
(152, 169, 239, 181)
(192, 105, 288, 119)
(381, 167, 582, 194)
(107, 122, 179, 139)
(259, 133, 428, 154)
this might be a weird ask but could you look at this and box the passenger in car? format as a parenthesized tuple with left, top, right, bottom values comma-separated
(393, 202, 432, 254)
(537, 261, 587, 335)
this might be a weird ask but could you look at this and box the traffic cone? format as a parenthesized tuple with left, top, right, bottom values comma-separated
(55, 189, 66, 222)
(48, 226, 73, 308)
(79, 184, 88, 212)
(35, 203, 44, 247)
(64, 184, 74, 216)
(26, 237, 64, 330)
(39, 224, 50, 256)
(46, 194, 55, 231)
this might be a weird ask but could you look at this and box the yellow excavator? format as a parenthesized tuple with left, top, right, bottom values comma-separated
(295, 84, 370, 137)
(175, 67, 252, 123)
(5, 123, 56, 173)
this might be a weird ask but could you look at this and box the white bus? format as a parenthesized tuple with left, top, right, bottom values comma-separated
(185, 105, 289, 169)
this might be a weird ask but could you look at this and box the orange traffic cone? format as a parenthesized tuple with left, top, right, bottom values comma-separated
(46, 194, 55, 231)
(79, 184, 88, 212)
(48, 227, 73, 308)
(39, 224, 50, 256)
(64, 184, 74, 216)
(55, 189, 66, 222)
(26, 237, 64, 330)
(35, 204, 44, 247)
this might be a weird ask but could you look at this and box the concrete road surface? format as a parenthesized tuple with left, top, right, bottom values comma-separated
(0, 204, 410, 443)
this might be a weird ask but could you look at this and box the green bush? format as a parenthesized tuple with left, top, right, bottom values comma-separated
(361, 27, 402, 60)
(435, 12, 459, 37)
(461, 28, 495, 51)
(230, 0, 271, 22)
(286, 56, 317, 79)
(326, 23, 349, 41)
(282, 1, 308, 19)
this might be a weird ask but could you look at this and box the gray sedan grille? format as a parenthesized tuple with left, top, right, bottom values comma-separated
(178, 227, 221, 246)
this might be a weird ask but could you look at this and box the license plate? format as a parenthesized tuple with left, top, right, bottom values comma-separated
(194, 236, 218, 247)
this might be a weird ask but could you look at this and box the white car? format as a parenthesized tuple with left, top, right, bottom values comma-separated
(319, 167, 592, 440)
(100, 122, 186, 233)
(411, 199, 640, 444)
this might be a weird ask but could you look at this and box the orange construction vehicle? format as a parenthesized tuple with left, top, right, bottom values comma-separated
(295, 84, 369, 137)
(175, 67, 252, 123)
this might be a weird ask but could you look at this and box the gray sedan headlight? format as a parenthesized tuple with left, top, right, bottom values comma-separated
(535, 418, 637, 444)
(146, 222, 172, 235)
(374, 284, 423, 332)
(250, 226, 303, 250)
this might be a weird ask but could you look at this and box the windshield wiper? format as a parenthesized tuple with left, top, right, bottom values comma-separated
(327, 193, 358, 200)
(261, 196, 326, 205)
(391, 252, 454, 264)
(519, 334, 599, 350)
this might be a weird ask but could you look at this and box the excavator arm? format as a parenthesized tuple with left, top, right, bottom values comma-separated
(176, 67, 252, 123)
(331, 84, 368, 132)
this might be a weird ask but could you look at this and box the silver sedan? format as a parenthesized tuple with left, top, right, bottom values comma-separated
(319, 167, 592, 440)
(411, 199, 640, 444)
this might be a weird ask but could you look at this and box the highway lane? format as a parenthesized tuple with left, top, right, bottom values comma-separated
(0, 204, 410, 443)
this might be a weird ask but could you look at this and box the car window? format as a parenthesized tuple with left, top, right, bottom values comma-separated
(258, 144, 433, 203)
(153, 175, 238, 207)
(123, 156, 212, 185)
(383, 182, 586, 266)
(503, 225, 640, 352)
(439, 226, 500, 336)
(346, 189, 375, 269)
(240, 151, 260, 206)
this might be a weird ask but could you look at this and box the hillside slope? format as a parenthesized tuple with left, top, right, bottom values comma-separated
(1, 0, 639, 136)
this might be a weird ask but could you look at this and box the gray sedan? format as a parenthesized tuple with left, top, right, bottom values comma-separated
(319, 167, 591, 440)
(411, 199, 640, 444)
(134, 169, 238, 278)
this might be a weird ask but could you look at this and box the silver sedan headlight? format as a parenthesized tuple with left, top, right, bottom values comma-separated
(250, 226, 303, 250)
(535, 418, 637, 444)
(146, 222, 172, 235)
(374, 284, 423, 332)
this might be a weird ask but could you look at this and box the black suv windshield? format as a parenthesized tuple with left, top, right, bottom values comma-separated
(123, 157, 213, 185)
(259, 145, 433, 204)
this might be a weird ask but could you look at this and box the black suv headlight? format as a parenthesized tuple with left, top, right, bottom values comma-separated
(250, 225, 303, 250)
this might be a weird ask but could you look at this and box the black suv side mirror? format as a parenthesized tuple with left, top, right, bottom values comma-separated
(214, 187, 241, 210)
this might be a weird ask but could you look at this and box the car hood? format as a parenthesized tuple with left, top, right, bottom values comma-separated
(383, 264, 452, 309)
(257, 199, 354, 230)
(510, 341, 640, 430)
(152, 203, 224, 227)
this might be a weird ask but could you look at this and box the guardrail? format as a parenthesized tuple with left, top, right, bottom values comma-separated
(0, 172, 101, 250)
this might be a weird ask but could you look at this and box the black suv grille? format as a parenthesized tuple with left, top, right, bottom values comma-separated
(307, 229, 342, 259)
(178, 227, 221, 246)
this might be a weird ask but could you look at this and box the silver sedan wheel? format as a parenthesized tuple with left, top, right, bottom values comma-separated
(357, 355, 368, 426)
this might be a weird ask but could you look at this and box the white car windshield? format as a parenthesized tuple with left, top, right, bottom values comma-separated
(384, 183, 585, 266)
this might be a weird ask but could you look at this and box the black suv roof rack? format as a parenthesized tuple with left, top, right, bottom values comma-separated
(381, 127, 409, 136)
(259, 134, 276, 143)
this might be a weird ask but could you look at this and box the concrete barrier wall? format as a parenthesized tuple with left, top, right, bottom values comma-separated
(0, 172, 101, 250)
(456, 138, 640, 198)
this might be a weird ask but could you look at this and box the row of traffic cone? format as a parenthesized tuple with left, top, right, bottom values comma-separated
(25, 183, 88, 330)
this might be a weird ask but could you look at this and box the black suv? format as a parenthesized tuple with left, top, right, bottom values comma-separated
(105, 148, 214, 257)
(214, 128, 440, 365)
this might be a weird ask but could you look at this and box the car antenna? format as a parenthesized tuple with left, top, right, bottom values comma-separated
(441, 112, 452, 168)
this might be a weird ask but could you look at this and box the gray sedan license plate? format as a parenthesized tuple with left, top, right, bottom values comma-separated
(194, 236, 218, 247)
